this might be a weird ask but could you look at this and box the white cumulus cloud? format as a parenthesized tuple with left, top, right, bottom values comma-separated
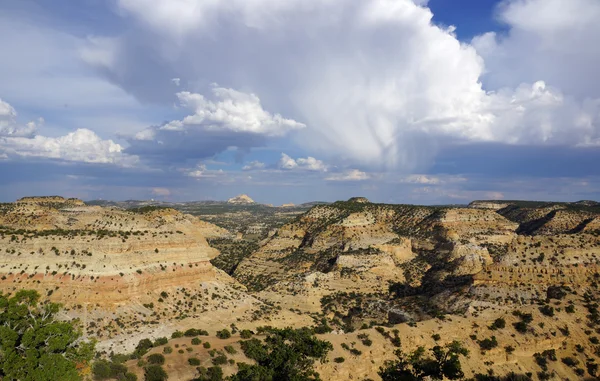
(175, 87, 305, 137)
(185, 164, 225, 178)
(325, 169, 370, 182)
(277, 153, 327, 171)
(242, 160, 266, 171)
(92, 0, 600, 171)
(0, 98, 41, 137)
(0, 128, 137, 166)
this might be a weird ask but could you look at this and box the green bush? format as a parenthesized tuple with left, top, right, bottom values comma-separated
(379, 341, 469, 381)
(154, 337, 169, 346)
(144, 365, 168, 381)
(188, 357, 201, 366)
(203, 342, 211, 349)
(233, 328, 333, 381)
(192, 338, 202, 345)
(562, 357, 579, 367)
(513, 321, 528, 333)
(163, 347, 173, 354)
(92, 360, 128, 380)
(171, 331, 183, 339)
(334, 357, 345, 363)
(0, 291, 96, 381)
(212, 354, 228, 365)
(185, 328, 201, 337)
(147, 353, 165, 365)
(195, 366, 223, 381)
(216, 329, 231, 339)
(478, 336, 498, 351)
(224, 345, 237, 354)
(489, 318, 506, 330)
(539, 305, 554, 317)
(240, 330, 253, 339)
(133, 339, 154, 358)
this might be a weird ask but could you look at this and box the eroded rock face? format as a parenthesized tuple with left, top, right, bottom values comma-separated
(347, 197, 370, 203)
(227, 194, 255, 204)
(0, 199, 268, 348)
(469, 201, 510, 210)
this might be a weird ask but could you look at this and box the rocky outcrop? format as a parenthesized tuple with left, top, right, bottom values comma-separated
(347, 197, 370, 203)
(0, 198, 260, 344)
(227, 194, 255, 204)
(468, 201, 510, 210)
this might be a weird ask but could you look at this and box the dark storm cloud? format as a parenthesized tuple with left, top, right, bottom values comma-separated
(125, 129, 267, 165)
(431, 144, 600, 178)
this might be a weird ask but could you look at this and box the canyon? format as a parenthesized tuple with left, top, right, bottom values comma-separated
(1, 196, 600, 380)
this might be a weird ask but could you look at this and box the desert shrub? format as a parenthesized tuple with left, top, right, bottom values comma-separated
(133, 339, 154, 358)
(224, 345, 237, 354)
(534, 350, 557, 371)
(212, 354, 228, 365)
(562, 357, 579, 367)
(163, 346, 173, 354)
(358, 333, 373, 346)
(154, 337, 168, 346)
(144, 365, 168, 381)
(313, 318, 333, 334)
(240, 330, 253, 339)
(192, 338, 202, 345)
(539, 305, 554, 317)
(334, 357, 345, 363)
(379, 341, 469, 381)
(185, 328, 201, 337)
(513, 321, 528, 334)
(534, 354, 548, 370)
(203, 342, 211, 349)
(93, 360, 128, 380)
(478, 336, 498, 351)
(216, 329, 231, 339)
(194, 366, 223, 381)
(432, 334, 441, 341)
(565, 305, 575, 313)
(472, 372, 531, 380)
(232, 327, 333, 380)
(188, 357, 201, 366)
(489, 318, 506, 330)
(171, 331, 183, 339)
(546, 285, 567, 300)
(147, 354, 165, 365)
(537, 371, 551, 380)
(587, 361, 598, 377)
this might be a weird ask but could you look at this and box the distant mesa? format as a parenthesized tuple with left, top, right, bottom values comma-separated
(16, 196, 85, 206)
(468, 200, 510, 210)
(347, 197, 370, 203)
(574, 200, 600, 207)
(280, 203, 295, 208)
(227, 194, 255, 204)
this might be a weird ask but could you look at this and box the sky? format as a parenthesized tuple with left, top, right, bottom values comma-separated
(0, 0, 599, 205)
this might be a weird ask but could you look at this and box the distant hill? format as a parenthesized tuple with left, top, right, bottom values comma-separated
(227, 194, 255, 204)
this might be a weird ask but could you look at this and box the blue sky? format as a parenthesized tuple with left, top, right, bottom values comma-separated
(0, 0, 599, 205)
